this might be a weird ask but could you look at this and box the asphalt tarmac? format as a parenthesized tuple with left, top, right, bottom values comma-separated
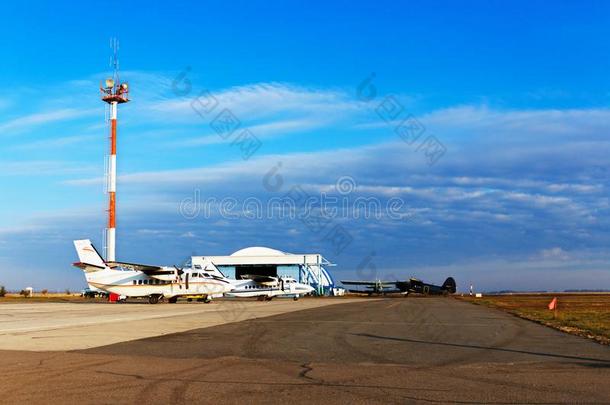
(2, 297, 610, 404)
(0, 299, 355, 350)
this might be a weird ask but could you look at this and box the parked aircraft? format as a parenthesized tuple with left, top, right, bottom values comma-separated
(341, 277, 456, 296)
(396, 277, 456, 295)
(339, 279, 396, 295)
(225, 275, 314, 300)
(73, 239, 233, 304)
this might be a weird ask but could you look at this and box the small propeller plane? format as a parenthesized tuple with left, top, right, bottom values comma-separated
(225, 275, 314, 301)
(72, 239, 233, 304)
(341, 277, 456, 296)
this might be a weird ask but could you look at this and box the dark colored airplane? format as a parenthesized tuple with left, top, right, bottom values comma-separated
(341, 277, 456, 296)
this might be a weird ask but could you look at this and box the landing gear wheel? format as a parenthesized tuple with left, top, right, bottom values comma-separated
(148, 295, 160, 305)
(168, 296, 178, 304)
(293, 296, 299, 301)
(203, 296, 212, 304)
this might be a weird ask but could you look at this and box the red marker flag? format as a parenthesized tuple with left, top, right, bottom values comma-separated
(548, 297, 558, 311)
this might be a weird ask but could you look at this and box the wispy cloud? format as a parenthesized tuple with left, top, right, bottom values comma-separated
(171, 117, 331, 147)
(0, 160, 98, 176)
(0, 108, 97, 136)
(423, 105, 610, 139)
(9, 134, 98, 151)
(537, 247, 571, 261)
(146, 82, 365, 122)
(64, 103, 610, 188)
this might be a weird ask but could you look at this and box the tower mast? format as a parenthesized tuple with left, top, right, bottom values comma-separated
(100, 38, 129, 262)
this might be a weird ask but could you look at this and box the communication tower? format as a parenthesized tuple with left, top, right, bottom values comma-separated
(100, 38, 129, 262)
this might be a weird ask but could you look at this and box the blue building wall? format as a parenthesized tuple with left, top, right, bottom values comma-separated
(218, 265, 301, 281)
(277, 265, 300, 281)
(218, 266, 236, 279)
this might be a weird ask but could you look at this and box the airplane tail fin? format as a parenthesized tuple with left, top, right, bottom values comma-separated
(196, 257, 225, 278)
(73, 239, 107, 272)
(442, 277, 456, 293)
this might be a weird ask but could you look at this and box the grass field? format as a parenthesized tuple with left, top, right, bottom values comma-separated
(457, 294, 610, 345)
(0, 293, 103, 303)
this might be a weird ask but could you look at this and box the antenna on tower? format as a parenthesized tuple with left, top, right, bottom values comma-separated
(110, 37, 120, 84)
(100, 37, 129, 103)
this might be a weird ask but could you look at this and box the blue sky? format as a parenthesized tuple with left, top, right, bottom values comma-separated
(0, 0, 609, 291)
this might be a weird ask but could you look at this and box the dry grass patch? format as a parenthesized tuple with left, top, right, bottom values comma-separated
(457, 294, 610, 345)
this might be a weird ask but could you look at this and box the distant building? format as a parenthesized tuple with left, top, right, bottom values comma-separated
(190, 247, 335, 295)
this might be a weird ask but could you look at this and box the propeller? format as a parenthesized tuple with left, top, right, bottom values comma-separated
(173, 265, 184, 289)
(376, 279, 384, 293)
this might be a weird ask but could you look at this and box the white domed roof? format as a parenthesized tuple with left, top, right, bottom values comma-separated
(230, 246, 287, 257)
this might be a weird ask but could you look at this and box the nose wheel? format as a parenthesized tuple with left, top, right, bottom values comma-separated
(148, 294, 161, 304)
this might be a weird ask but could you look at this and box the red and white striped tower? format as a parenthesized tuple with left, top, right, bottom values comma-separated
(100, 40, 129, 262)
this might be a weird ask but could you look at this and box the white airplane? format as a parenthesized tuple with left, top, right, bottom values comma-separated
(72, 239, 233, 304)
(225, 275, 314, 301)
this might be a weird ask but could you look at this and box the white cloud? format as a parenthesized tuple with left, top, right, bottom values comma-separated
(137, 82, 369, 133)
(0, 160, 98, 176)
(149, 82, 362, 119)
(423, 105, 610, 137)
(538, 247, 570, 261)
(9, 134, 97, 151)
(0, 108, 96, 135)
(172, 117, 331, 147)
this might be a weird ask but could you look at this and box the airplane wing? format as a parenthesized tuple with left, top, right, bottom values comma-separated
(341, 280, 398, 286)
(341, 280, 375, 285)
(106, 261, 178, 275)
(240, 274, 276, 283)
(347, 288, 370, 293)
(347, 288, 403, 294)
(365, 284, 397, 288)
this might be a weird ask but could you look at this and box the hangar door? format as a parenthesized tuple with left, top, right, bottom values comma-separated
(235, 264, 278, 280)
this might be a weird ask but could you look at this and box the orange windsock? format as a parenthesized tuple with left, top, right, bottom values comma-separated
(548, 297, 558, 311)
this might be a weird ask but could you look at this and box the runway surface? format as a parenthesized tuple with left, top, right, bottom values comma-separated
(0, 299, 357, 350)
(2, 297, 609, 404)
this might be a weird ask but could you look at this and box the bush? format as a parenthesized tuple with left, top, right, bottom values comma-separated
(41, 289, 48, 295)
(0, 286, 6, 297)
(65, 289, 71, 295)
(19, 290, 28, 297)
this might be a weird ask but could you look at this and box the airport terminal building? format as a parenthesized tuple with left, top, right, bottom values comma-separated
(190, 247, 335, 295)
